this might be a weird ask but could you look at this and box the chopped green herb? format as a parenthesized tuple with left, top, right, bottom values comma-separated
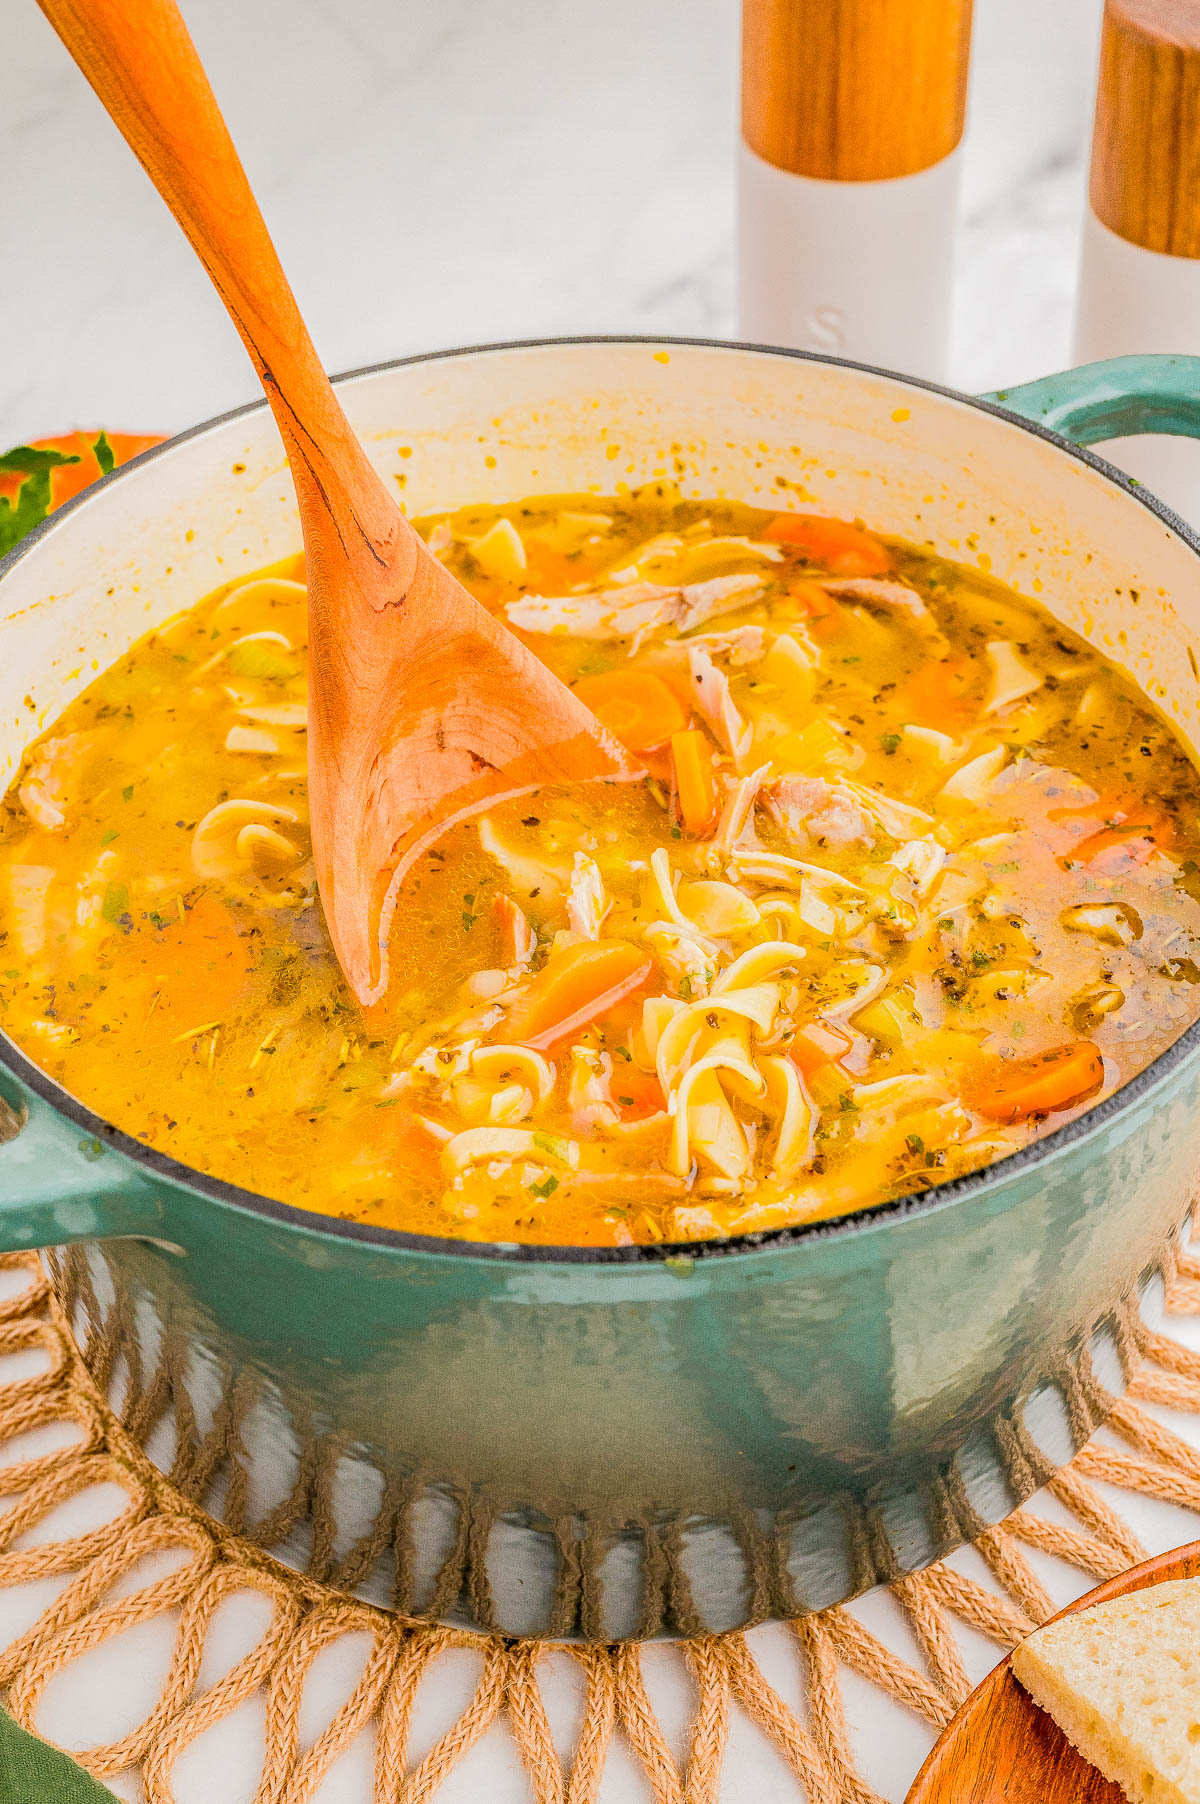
(528, 1174, 559, 1199)
(100, 829, 119, 846)
(122, 785, 134, 802)
(92, 431, 115, 476)
(100, 883, 129, 925)
(533, 1130, 571, 1163)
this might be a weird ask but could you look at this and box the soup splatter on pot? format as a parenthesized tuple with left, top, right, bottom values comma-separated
(2, 487, 1200, 1245)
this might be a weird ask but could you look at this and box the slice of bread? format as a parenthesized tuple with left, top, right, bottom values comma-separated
(1011, 1577, 1200, 1804)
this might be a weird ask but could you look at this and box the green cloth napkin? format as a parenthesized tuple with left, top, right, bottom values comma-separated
(0, 1709, 117, 1802)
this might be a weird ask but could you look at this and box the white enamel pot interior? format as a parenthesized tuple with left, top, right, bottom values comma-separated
(4, 339, 1200, 795)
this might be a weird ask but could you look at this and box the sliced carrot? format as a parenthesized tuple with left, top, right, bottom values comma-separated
(671, 729, 718, 836)
(900, 655, 978, 728)
(1049, 792, 1175, 866)
(791, 579, 842, 631)
(970, 1042, 1104, 1124)
(788, 1020, 854, 1081)
(761, 512, 890, 576)
(611, 1066, 665, 1119)
(573, 669, 690, 752)
(510, 940, 653, 1051)
(1062, 824, 1160, 867)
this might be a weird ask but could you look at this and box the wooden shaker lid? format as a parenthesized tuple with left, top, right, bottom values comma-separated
(742, 0, 975, 183)
(1090, 0, 1200, 257)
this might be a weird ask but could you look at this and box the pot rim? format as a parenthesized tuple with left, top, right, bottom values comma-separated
(4, 331, 1200, 1266)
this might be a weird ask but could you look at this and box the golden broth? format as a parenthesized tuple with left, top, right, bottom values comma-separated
(3, 486, 1200, 1246)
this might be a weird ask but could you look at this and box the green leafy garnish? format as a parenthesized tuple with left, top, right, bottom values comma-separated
(0, 446, 81, 559)
(92, 431, 115, 476)
(100, 829, 119, 846)
(122, 785, 134, 802)
(528, 1174, 560, 1199)
(532, 1130, 571, 1163)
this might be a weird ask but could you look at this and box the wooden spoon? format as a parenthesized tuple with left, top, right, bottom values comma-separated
(906, 1536, 1200, 1802)
(37, 0, 636, 1006)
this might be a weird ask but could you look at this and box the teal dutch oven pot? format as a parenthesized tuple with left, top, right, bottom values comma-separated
(2, 341, 1200, 1639)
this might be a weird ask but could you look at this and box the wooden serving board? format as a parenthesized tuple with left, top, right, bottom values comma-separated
(906, 1538, 1200, 1802)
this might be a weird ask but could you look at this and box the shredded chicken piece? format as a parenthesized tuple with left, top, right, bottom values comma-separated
(18, 733, 97, 833)
(492, 893, 535, 967)
(687, 645, 754, 764)
(762, 776, 873, 850)
(566, 854, 611, 939)
(0, 864, 54, 959)
(712, 766, 770, 854)
(820, 578, 946, 647)
(643, 924, 716, 996)
(505, 574, 762, 647)
(568, 1046, 617, 1129)
(682, 625, 766, 665)
(838, 780, 935, 841)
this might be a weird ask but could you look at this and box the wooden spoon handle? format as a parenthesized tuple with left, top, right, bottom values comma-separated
(37, 0, 400, 550)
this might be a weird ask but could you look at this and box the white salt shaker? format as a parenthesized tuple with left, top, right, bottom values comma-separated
(737, 0, 974, 382)
(1073, 0, 1200, 524)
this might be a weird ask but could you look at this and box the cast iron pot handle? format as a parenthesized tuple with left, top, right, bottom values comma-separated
(0, 1066, 161, 1251)
(983, 353, 1200, 448)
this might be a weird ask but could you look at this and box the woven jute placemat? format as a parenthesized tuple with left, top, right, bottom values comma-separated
(3, 1237, 1200, 1804)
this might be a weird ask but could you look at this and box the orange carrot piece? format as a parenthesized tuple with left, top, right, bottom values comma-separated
(761, 512, 890, 576)
(511, 940, 653, 1052)
(789, 1020, 853, 1080)
(791, 580, 841, 630)
(970, 1042, 1104, 1123)
(671, 729, 718, 835)
(611, 1067, 666, 1119)
(900, 655, 978, 728)
(1050, 793, 1174, 866)
(1063, 824, 1158, 866)
(573, 669, 690, 752)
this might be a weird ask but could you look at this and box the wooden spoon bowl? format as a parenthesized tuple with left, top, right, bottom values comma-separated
(906, 1538, 1200, 1802)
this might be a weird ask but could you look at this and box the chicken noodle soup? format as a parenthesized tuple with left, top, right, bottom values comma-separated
(3, 487, 1200, 1245)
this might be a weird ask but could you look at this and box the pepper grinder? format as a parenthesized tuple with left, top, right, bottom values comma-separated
(738, 0, 974, 381)
(1073, 0, 1200, 523)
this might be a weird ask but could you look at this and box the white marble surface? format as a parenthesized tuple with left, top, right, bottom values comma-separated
(0, 2, 1166, 1800)
(4, 0, 1105, 449)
